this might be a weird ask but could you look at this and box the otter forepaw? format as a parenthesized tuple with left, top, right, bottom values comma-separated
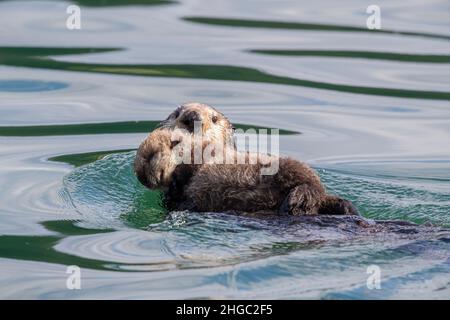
(318, 196, 360, 216)
(341, 199, 360, 216)
(279, 185, 321, 216)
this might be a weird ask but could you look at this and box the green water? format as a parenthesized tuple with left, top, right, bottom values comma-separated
(1, 46, 449, 100)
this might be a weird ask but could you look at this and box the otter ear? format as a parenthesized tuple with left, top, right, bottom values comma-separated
(158, 106, 182, 128)
(166, 106, 182, 120)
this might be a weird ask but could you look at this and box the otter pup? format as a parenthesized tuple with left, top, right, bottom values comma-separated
(134, 128, 359, 216)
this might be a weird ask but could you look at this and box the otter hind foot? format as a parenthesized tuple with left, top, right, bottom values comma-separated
(318, 195, 360, 216)
(279, 185, 322, 216)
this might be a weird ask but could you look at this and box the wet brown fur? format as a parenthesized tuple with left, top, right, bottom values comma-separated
(135, 128, 359, 216)
(168, 155, 358, 216)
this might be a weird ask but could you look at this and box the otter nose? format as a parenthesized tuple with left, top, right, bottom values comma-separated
(135, 141, 153, 187)
(134, 153, 148, 186)
(181, 110, 201, 132)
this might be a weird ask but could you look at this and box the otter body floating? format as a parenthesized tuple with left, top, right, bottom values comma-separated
(135, 103, 359, 216)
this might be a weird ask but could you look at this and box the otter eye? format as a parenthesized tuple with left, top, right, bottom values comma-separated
(212, 115, 218, 123)
(170, 140, 181, 149)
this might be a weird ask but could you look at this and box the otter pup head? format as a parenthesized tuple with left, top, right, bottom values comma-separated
(134, 129, 182, 191)
(159, 102, 234, 147)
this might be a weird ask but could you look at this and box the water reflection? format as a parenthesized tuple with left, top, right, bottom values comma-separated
(0, 80, 67, 92)
(1, 46, 449, 100)
(183, 16, 450, 41)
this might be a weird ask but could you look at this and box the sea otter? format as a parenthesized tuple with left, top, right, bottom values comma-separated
(134, 128, 359, 216)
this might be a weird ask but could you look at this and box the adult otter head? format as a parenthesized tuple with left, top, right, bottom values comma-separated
(159, 102, 235, 147)
(134, 128, 183, 191)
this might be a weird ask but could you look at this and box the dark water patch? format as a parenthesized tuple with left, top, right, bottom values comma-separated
(0, 220, 117, 271)
(0, 220, 176, 271)
(183, 17, 450, 41)
(0, 121, 161, 137)
(0, 80, 68, 92)
(42, 220, 115, 236)
(0, 121, 299, 137)
(57, 149, 128, 172)
(0, 232, 198, 272)
(29, 62, 450, 101)
(1, 46, 449, 100)
(50, 149, 134, 167)
(249, 50, 450, 63)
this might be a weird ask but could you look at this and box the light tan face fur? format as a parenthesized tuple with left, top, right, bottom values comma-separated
(158, 102, 235, 147)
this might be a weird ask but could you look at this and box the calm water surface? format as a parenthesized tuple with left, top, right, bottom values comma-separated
(0, 0, 449, 299)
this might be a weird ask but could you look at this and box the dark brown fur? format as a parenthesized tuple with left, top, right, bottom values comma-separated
(166, 158, 358, 216)
(135, 128, 359, 216)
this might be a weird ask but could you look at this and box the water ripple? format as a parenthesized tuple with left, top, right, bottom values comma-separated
(0, 80, 67, 92)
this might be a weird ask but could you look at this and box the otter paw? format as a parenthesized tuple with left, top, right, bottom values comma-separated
(338, 199, 360, 216)
(279, 185, 321, 216)
(318, 196, 360, 216)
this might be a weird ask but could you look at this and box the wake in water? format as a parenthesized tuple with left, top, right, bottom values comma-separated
(62, 151, 450, 230)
